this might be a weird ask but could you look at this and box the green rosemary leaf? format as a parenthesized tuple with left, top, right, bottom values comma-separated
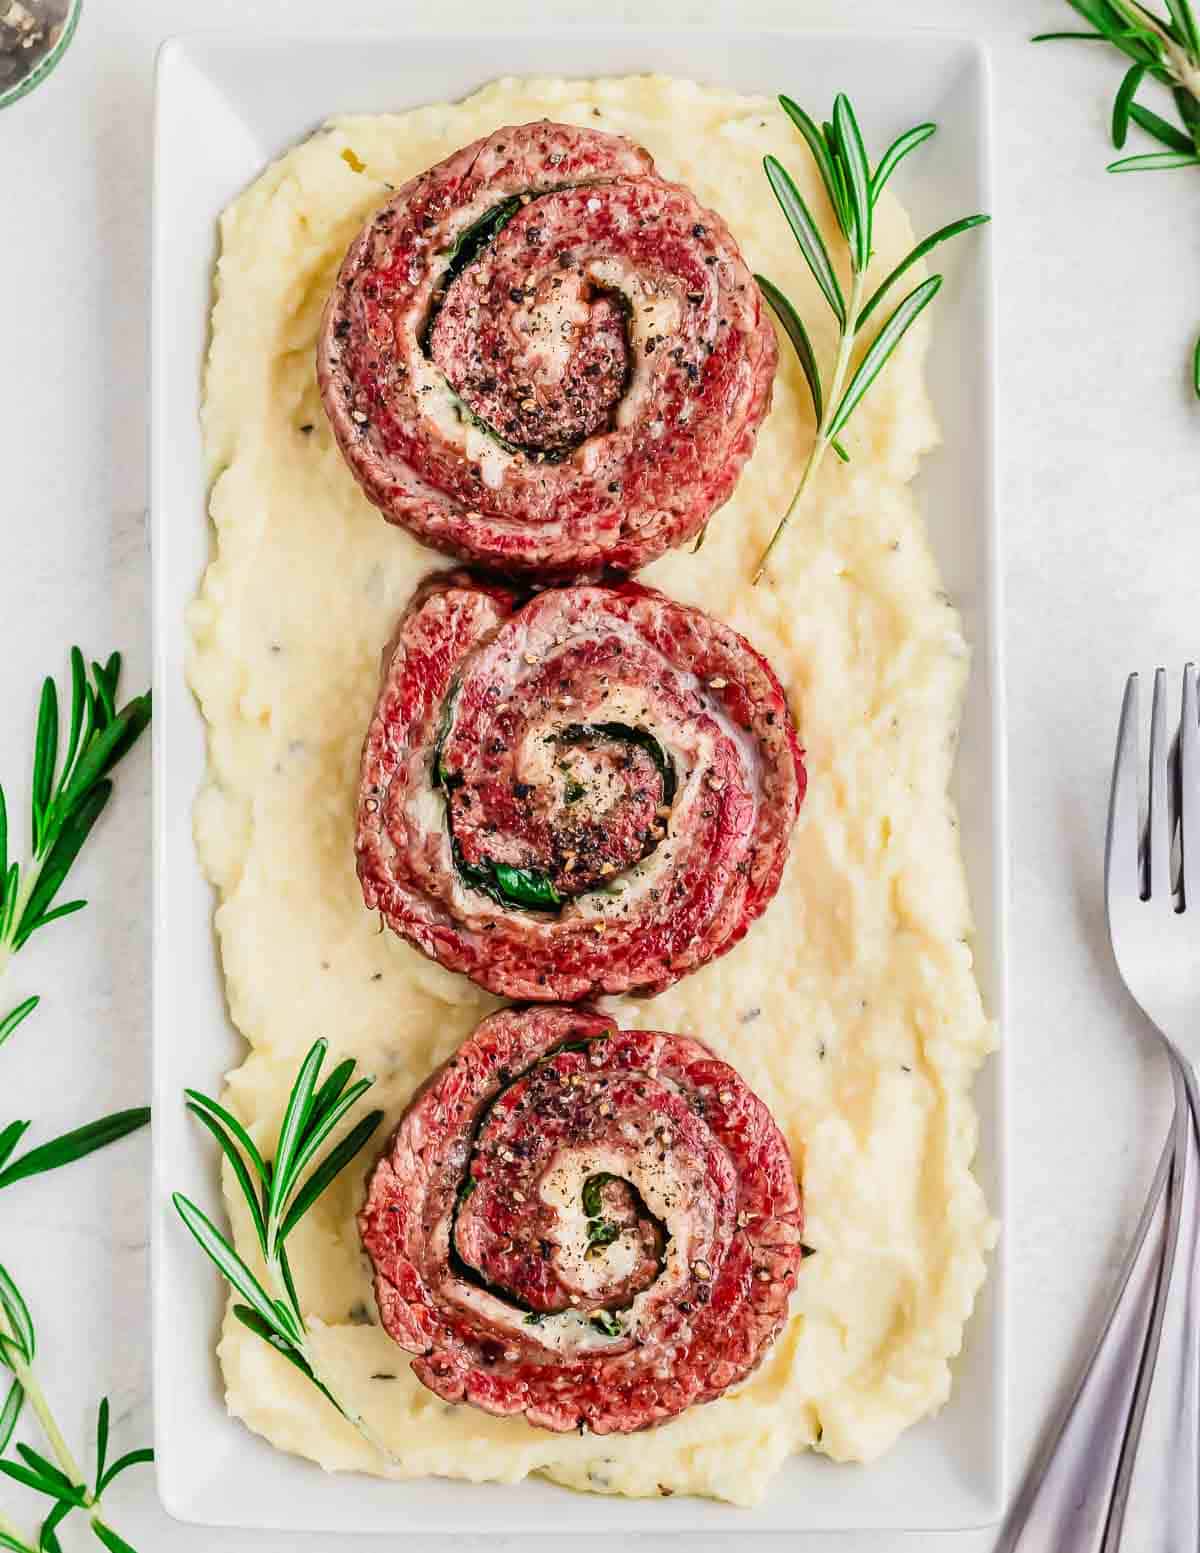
(266, 1039, 327, 1223)
(819, 121, 857, 252)
(1068, 0, 1148, 41)
(0, 1534, 32, 1553)
(60, 650, 88, 796)
(858, 214, 990, 326)
(231, 1305, 313, 1378)
(1065, 0, 1171, 71)
(172, 1193, 289, 1340)
(90, 1521, 137, 1553)
(1032, 29, 1111, 38)
(0, 1263, 35, 1361)
(0, 1333, 24, 1371)
(14, 1448, 77, 1503)
(1193, 330, 1200, 397)
(308, 1059, 357, 1131)
(94, 1449, 153, 1498)
(1, 864, 19, 943)
(1164, 0, 1200, 51)
(185, 1104, 268, 1254)
(0, 785, 7, 893)
(777, 95, 850, 237)
(90, 660, 118, 729)
(95, 1397, 110, 1491)
(13, 783, 110, 951)
(39, 1501, 71, 1553)
(0, 997, 39, 1053)
(0, 1121, 30, 1174)
(53, 693, 151, 831)
(0, 1109, 149, 1191)
(832, 439, 851, 462)
(0, 1377, 23, 1455)
(762, 156, 846, 325)
(30, 680, 58, 857)
(279, 1110, 384, 1242)
(275, 1246, 304, 1338)
(230, 1306, 344, 1414)
(1174, 83, 1200, 130)
(1064, 0, 1123, 34)
(832, 95, 872, 271)
(1107, 148, 1200, 169)
(870, 122, 936, 201)
(23, 902, 87, 935)
(183, 1092, 268, 1185)
(756, 274, 824, 425)
(0, 1459, 86, 1507)
(1112, 62, 1147, 146)
(828, 275, 944, 441)
(279, 1079, 374, 1215)
(1127, 100, 1197, 151)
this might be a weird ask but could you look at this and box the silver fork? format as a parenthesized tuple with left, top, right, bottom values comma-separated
(1002, 667, 1200, 1552)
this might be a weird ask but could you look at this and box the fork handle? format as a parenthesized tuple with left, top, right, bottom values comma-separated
(1117, 1053, 1200, 1552)
(998, 1108, 1179, 1552)
(1101, 1056, 1198, 1552)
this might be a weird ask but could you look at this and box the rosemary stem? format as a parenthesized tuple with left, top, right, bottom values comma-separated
(0, 864, 41, 974)
(1111, 0, 1200, 96)
(754, 266, 867, 584)
(6, 1349, 89, 1497)
(259, 1259, 398, 1465)
(0, 1306, 90, 1501)
(0, 1504, 33, 1549)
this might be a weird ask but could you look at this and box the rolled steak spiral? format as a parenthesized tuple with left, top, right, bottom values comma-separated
(356, 571, 806, 1001)
(359, 1004, 805, 1434)
(318, 121, 777, 578)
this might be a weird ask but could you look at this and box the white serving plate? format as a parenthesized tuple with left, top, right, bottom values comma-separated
(150, 27, 1005, 1535)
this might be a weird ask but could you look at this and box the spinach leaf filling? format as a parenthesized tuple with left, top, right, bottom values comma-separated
(434, 708, 676, 913)
(420, 193, 633, 464)
(447, 1077, 668, 1342)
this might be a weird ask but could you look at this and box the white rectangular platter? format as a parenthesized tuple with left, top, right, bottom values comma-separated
(151, 26, 1005, 1535)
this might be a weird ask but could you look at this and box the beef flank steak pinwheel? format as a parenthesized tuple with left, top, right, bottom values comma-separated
(317, 121, 777, 578)
(356, 571, 805, 1002)
(359, 1005, 804, 1434)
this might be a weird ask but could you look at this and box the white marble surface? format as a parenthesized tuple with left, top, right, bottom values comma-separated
(1, 0, 1198, 1547)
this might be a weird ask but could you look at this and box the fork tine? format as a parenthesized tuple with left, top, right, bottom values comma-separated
(1182, 664, 1199, 910)
(1107, 674, 1142, 906)
(1149, 668, 1173, 905)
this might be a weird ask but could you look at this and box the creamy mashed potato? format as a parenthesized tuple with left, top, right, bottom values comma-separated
(189, 75, 996, 1507)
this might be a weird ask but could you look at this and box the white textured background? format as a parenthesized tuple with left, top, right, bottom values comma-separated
(1, 1, 1198, 1548)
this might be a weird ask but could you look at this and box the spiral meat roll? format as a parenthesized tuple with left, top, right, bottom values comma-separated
(359, 1005, 805, 1434)
(356, 572, 805, 1002)
(318, 120, 777, 577)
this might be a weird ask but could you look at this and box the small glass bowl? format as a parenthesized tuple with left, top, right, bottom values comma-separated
(0, 0, 82, 112)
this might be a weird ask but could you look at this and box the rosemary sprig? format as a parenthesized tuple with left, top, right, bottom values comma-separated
(0, 649, 151, 1003)
(0, 1101, 152, 1553)
(174, 1039, 389, 1454)
(1035, 0, 1200, 393)
(0, 1270, 152, 1553)
(752, 94, 989, 583)
(0, 651, 154, 1550)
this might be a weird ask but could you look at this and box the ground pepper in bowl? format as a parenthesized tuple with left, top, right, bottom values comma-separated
(0, 0, 76, 105)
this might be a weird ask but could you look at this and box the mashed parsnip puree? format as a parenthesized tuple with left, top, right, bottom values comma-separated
(189, 74, 996, 1507)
